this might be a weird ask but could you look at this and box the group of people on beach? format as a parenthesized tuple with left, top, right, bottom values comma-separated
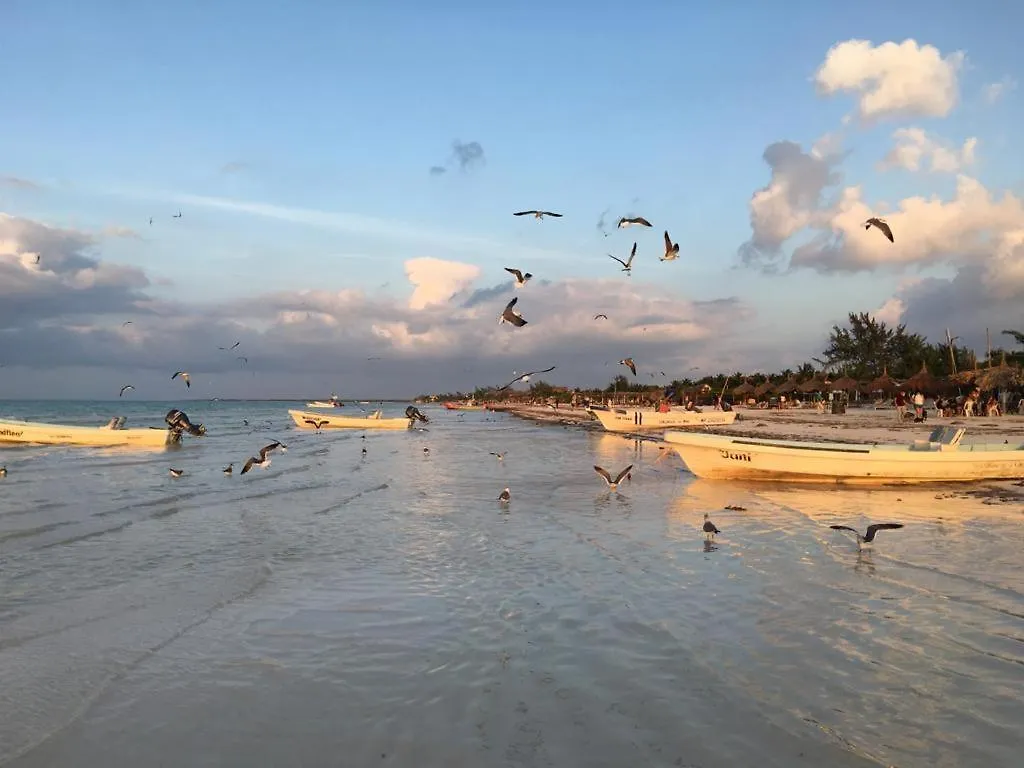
(895, 387, 1022, 420)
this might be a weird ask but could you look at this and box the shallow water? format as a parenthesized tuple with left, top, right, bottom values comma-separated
(1, 401, 1022, 767)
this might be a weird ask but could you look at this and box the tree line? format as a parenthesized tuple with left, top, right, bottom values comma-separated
(418, 314, 1024, 402)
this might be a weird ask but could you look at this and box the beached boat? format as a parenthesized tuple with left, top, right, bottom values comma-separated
(0, 416, 182, 448)
(288, 409, 413, 430)
(443, 401, 486, 411)
(588, 406, 738, 433)
(663, 426, 1024, 484)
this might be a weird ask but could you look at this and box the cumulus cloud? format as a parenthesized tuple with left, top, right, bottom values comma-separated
(738, 139, 844, 266)
(879, 128, 977, 173)
(814, 38, 964, 122)
(982, 76, 1016, 105)
(0, 211, 767, 398)
(404, 257, 482, 310)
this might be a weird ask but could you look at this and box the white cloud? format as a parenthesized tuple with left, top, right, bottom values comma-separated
(872, 297, 905, 326)
(879, 128, 977, 173)
(814, 39, 964, 121)
(982, 76, 1016, 105)
(0, 211, 765, 398)
(404, 257, 481, 310)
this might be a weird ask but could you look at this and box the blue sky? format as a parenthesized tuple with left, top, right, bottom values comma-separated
(1, 1, 1022, 397)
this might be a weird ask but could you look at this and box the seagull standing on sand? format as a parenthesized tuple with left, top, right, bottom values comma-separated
(171, 371, 191, 388)
(513, 210, 562, 219)
(496, 366, 557, 391)
(504, 267, 533, 287)
(119, 385, 135, 397)
(498, 487, 511, 503)
(608, 242, 637, 275)
(661, 231, 680, 261)
(169, 468, 184, 478)
(617, 216, 652, 229)
(498, 297, 528, 327)
(864, 217, 894, 243)
(830, 523, 904, 550)
(594, 465, 633, 492)
(619, 358, 637, 376)
(703, 512, 720, 540)
(241, 441, 285, 474)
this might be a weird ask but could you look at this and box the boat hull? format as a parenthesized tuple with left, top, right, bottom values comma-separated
(663, 431, 1024, 484)
(590, 407, 737, 433)
(288, 409, 412, 430)
(0, 418, 180, 448)
(443, 402, 486, 411)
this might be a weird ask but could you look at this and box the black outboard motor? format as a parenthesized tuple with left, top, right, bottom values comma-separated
(405, 405, 429, 423)
(165, 408, 206, 436)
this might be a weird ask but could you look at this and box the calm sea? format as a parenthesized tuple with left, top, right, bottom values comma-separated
(1, 400, 1022, 767)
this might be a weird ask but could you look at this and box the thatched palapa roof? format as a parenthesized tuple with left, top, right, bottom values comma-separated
(829, 375, 860, 391)
(732, 381, 755, 396)
(902, 363, 944, 395)
(774, 376, 799, 395)
(866, 368, 899, 394)
(753, 381, 774, 398)
(797, 375, 830, 393)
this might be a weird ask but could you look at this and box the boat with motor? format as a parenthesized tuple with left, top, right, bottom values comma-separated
(288, 405, 431, 431)
(0, 408, 206, 448)
(663, 426, 1024, 484)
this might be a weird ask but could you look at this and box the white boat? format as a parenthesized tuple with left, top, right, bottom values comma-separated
(306, 394, 344, 408)
(588, 406, 738, 433)
(0, 416, 182, 448)
(288, 409, 413, 430)
(663, 426, 1024, 484)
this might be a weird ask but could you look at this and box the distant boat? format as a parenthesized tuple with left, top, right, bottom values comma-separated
(288, 409, 414, 431)
(444, 400, 487, 411)
(663, 426, 1024, 484)
(306, 394, 344, 409)
(588, 406, 737, 433)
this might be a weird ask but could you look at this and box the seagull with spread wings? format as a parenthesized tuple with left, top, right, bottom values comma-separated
(504, 267, 533, 287)
(617, 216, 652, 229)
(864, 217, 894, 243)
(608, 242, 636, 275)
(497, 366, 557, 391)
(594, 464, 633, 491)
(513, 210, 562, 219)
(830, 522, 904, 550)
(618, 358, 637, 376)
(660, 231, 680, 261)
(498, 296, 528, 327)
(171, 371, 191, 388)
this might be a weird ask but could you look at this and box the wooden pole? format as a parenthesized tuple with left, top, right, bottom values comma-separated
(986, 327, 992, 367)
(946, 328, 958, 375)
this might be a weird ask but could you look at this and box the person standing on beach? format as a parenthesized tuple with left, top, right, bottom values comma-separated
(913, 390, 925, 421)
(895, 391, 907, 422)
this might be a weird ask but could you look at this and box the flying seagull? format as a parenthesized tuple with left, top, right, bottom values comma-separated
(619, 358, 637, 376)
(661, 231, 680, 261)
(505, 267, 533, 287)
(513, 210, 562, 219)
(223, 463, 234, 475)
(703, 512, 720, 540)
(499, 296, 528, 327)
(241, 441, 286, 475)
(496, 366, 557, 391)
(237, 356, 248, 365)
(617, 216, 652, 228)
(169, 468, 184, 478)
(122, 321, 133, 326)
(119, 385, 135, 398)
(219, 341, 241, 350)
(864, 217, 894, 243)
(498, 487, 511, 503)
(172, 210, 182, 218)
(830, 523, 904, 549)
(304, 417, 329, 431)
(594, 313, 608, 320)
(594, 464, 633, 491)
(171, 371, 191, 388)
(608, 242, 637, 274)
(148, 217, 153, 226)
(490, 451, 506, 461)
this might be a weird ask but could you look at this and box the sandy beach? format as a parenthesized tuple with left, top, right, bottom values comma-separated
(497, 403, 1024, 444)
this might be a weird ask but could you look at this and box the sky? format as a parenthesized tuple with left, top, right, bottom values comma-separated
(2, 0, 1023, 399)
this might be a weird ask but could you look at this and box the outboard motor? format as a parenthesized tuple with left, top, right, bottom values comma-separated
(165, 408, 206, 437)
(405, 405, 429, 424)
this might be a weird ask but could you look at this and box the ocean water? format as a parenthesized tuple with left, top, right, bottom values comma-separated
(1, 400, 1022, 768)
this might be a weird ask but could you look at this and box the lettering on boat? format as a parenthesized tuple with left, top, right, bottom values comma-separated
(0, 428, 24, 437)
(719, 449, 752, 462)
